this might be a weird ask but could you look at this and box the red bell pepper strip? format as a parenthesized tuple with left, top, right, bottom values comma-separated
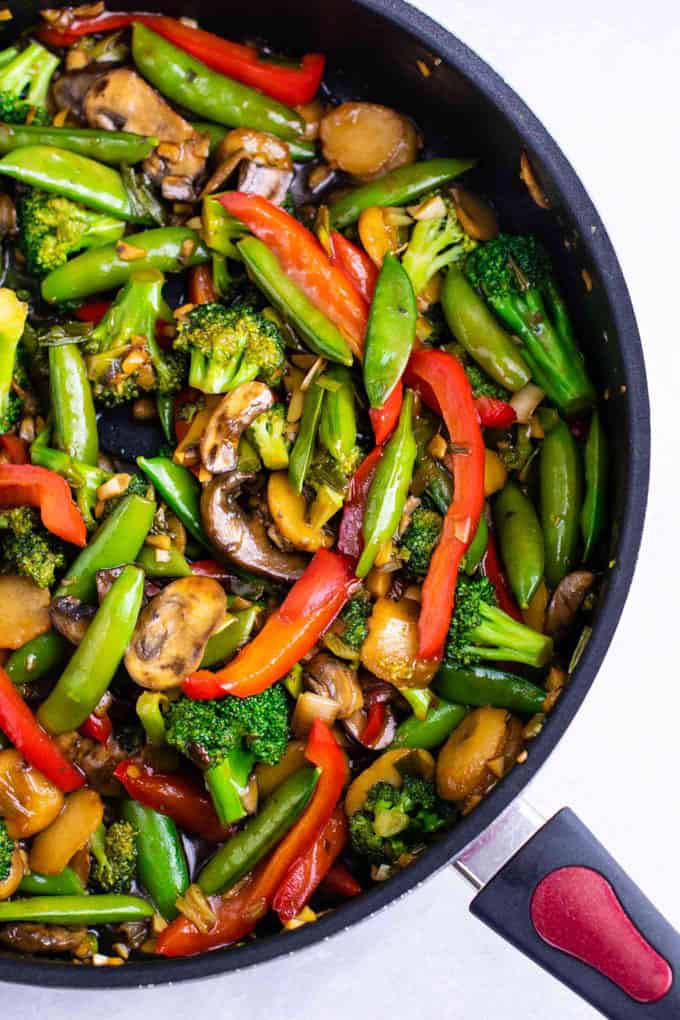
(404, 350, 485, 659)
(79, 711, 112, 744)
(0, 435, 28, 465)
(369, 381, 403, 446)
(113, 759, 234, 842)
(0, 667, 84, 792)
(218, 193, 367, 360)
(322, 863, 362, 899)
(272, 806, 348, 923)
(184, 550, 357, 700)
(156, 720, 345, 956)
(337, 446, 382, 560)
(188, 264, 217, 305)
(360, 701, 387, 747)
(75, 300, 111, 324)
(481, 531, 523, 623)
(474, 396, 516, 430)
(189, 559, 233, 580)
(329, 231, 377, 304)
(0, 464, 87, 547)
(38, 15, 325, 106)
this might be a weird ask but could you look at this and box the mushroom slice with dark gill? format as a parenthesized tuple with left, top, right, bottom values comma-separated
(202, 473, 307, 584)
(49, 596, 96, 646)
(304, 653, 363, 719)
(202, 128, 293, 203)
(200, 382, 274, 475)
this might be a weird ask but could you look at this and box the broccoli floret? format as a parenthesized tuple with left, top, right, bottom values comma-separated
(101, 472, 152, 521)
(0, 819, 14, 884)
(90, 821, 137, 894)
(84, 268, 183, 406)
(173, 301, 285, 394)
(247, 403, 291, 470)
(165, 685, 289, 823)
(349, 775, 456, 865)
(444, 575, 552, 669)
(464, 361, 510, 402)
(304, 450, 356, 530)
(402, 195, 477, 296)
(338, 593, 372, 652)
(0, 42, 59, 126)
(18, 190, 126, 277)
(399, 506, 442, 581)
(465, 234, 595, 415)
(0, 506, 66, 589)
(0, 288, 28, 434)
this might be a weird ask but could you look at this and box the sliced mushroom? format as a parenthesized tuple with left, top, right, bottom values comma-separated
(320, 102, 419, 180)
(52, 67, 107, 119)
(202, 129, 293, 201)
(201, 473, 307, 583)
(237, 162, 294, 205)
(49, 596, 96, 646)
(0, 749, 64, 839)
(436, 707, 524, 804)
(0, 923, 92, 957)
(124, 576, 227, 690)
(0, 848, 25, 901)
(53, 731, 129, 797)
(305, 653, 363, 719)
(360, 597, 438, 687)
(200, 382, 274, 474)
(544, 571, 595, 641)
(0, 577, 51, 650)
(450, 186, 499, 241)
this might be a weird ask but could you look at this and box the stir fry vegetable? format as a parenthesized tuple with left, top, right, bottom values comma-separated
(0, 4, 606, 964)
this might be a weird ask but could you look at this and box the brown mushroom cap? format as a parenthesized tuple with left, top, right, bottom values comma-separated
(49, 596, 96, 646)
(200, 382, 274, 475)
(304, 653, 363, 719)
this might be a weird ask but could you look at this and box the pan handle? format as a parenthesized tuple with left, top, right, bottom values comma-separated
(468, 808, 680, 1018)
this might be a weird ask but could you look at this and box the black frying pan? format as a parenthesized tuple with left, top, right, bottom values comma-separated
(0, 2, 661, 1015)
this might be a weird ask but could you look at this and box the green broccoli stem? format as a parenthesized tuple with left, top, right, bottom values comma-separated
(467, 602, 553, 668)
(205, 750, 256, 824)
(0, 42, 59, 108)
(188, 349, 241, 393)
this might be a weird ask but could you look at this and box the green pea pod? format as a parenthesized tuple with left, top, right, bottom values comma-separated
(435, 664, 546, 715)
(238, 236, 353, 366)
(319, 365, 357, 464)
(461, 514, 488, 575)
(0, 895, 153, 925)
(5, 631, 69, 687)
(19, 867, 85, 897)
(39, 566, 145, 734)
(120, 798, 189, 921)
(202, 606, 261, 668)
(580, 410, 607, 561)
(357, 389, 417, 578)
(137, 456, 208, 547)
(391, 700, 467, 750)
(0, 146, 146, 222)
(540, 419, 583, 588)
(48, 343, 98, 467)
(56, 494, 155, 603)
(329, 158, 477, 229)
(441, 266, 531, 392)
(42, 227, 209, 305)
(133, 24, 305, 142)
(156, 393, 175, 445)
(289, 382, 325, 493)
(136, 543, 192, 578)
(363, 253, 417, 409)
(190, 121, 315, 162)
(0, 123, 157, 164)
(493, 481, 544, 608)
(198, 766, 319, 895)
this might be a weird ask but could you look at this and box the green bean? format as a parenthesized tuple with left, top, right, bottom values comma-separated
(391, 701, 467, 749)
(137, 456, 208, 547)
(363, 254, 417, 408)
(435, 664, 547, 714)
(5, 631, 69, 687)
(48, 342, 98, 467)
(19, 867, 85, 897)
(0, 123, 157, 164)
(0, 895, 153, 924)
(289, 382, 325, 493)
(581, 410, 607, 560)
(540, 419, 583, 587)
(493, 481, 544, 608)
(121, 798, 189, 921)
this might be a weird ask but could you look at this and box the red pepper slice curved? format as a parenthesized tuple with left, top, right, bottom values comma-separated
(114, 759, 234, 842)
(37, 15, 325, 106)
(369, 381, 403, 446)
(75, 300, 111, 324)
(272, 806, 348, 923)
(0, 435, 28, 465)
(184, 550, 357, 699)
(329, 231, 377, 304)
(0, 464, 87, 547)
(79, 711, 112, 744)
(0, 668, 84, 792)
(322, 863, 362, 899)
(361, 701, 387, 747)
(156, 721, 345, 957)
(404, 350, 485, 660)
(218, 193, 367, 360)
(474, 395, 517, 430)
(481, 530, 523, 622)
(337, 446, 382, 561)
(189, 559, 233, 580)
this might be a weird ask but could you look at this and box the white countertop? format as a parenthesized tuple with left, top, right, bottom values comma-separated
(8, 0, 680, 1016)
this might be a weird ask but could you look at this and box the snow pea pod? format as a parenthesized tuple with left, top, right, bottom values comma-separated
(330, 158, 477, 230)
(121, 798, 189, 921)
(319, 365, 357, 464)
(289, 382, 325, 493)
(56, 493, 155, 603)
(49, 343, 98, 467)
(5, 631, 69, 687)
(357, 390, 417, 577)
(136, 543, 192, 578)
(580, 410, 607, 561)
(0, 123, 157, 164)
(493, 481, 544, 608)
(132, 24, 305, 142)
(0, 146, 147, 222)
(202, 606, 262, 668)
(137, 456, 209, 547)
(198, 766, 319, 895)
(461, 514, 488, 575)
(0, 895, 153, 924)
(42, 227, 209, 305)
(435, 663, 546, 715)
(540, 419, 583, 588)
(238, 236, 353, 366)
(39, 566, 145, 734)
(363, 253, 417, 409)
(19, 867, 85, 897)
(441, 266, 531, 392)
(391, 700, 467, 750)
(190, 121, 315, 162)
